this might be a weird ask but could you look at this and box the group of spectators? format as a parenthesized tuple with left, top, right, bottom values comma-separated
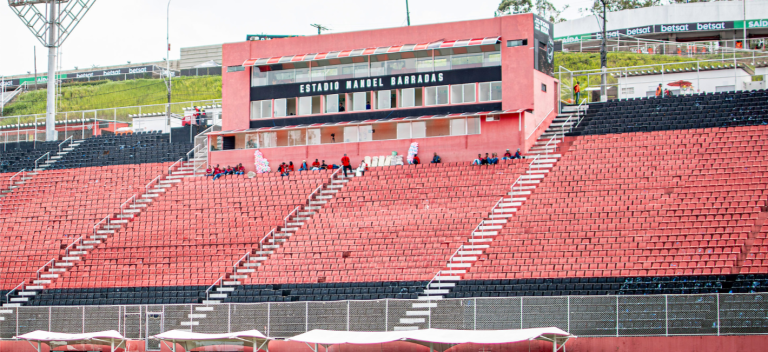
(205, 164, 245, 180)
(472, 149, 521, 165)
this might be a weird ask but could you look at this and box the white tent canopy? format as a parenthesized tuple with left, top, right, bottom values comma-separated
(287, 327, 574, 352)
(14, 330, 126, 352)
(152, 330, 272, 352)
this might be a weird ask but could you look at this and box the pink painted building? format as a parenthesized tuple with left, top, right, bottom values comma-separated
(213, 14, 557, 171)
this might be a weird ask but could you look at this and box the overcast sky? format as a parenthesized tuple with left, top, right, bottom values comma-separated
(0, 0, 591, 78)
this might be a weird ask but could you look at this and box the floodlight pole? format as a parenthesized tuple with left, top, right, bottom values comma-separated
(166, 0, 172, 137)
(45, 0, 58, 141)
(599, 0, 607, 102)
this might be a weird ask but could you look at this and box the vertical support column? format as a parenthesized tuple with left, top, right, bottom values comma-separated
(385, 300, 388, 331)
(615, 296, 619, 337)
(45, 0, 58, 141)
(346, 301, 350, 331)
(473, 298, 477, 330)
(266, 303, 271, 337)
(716, 293, 721, 336)
(520, 297, 524, 329)
(82, 306, 85, 333)
(665, 295, 669, 337)
(567, 296, 570, 332)
(48, 307, 51, 331)
(305, 302, 309, 332)
(228, 303, 232, 333)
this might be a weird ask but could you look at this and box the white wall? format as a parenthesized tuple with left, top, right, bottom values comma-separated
(616, 68, 754, 99)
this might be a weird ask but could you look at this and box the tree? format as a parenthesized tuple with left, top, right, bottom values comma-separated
(580, 0, 662, 16)
(497, 0, 570, 23)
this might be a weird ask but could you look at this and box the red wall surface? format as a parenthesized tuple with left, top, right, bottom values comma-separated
(3, 336, 767, 352)
(209, 114, 521, 172)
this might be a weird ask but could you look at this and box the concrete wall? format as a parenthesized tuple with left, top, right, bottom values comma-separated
(180, 44, 223, 69)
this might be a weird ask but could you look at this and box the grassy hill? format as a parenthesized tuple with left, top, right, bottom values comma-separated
(2, 76, 221, 118)
(554, 51, 724, 72)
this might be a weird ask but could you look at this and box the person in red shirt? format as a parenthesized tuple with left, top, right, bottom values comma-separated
(235, 163, 245, 175)
(341, 154, 352, 177)
(412, 154, 420, 165)
(311, 159, 321, 170)
(279, 162, 289, 177)
(205, 166, 214, 177)
(288, 161, 295, 172)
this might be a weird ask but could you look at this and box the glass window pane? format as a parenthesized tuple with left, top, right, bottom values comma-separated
(397, 122, 411, 139)
(417, 57, 434, 72)
(254, 100, 263, 119)
(437, 86, 449, 105)
(261, 132, 277, 147)
(274, 99, 287, 117)
(261, 100, 272, 118)
(270, 70, 295, 85)
(344, 126, 359, 143)
(451, 54, 483, 70)
(299, 96, 313, 116)
(288, 130, 305, 146)
(252, 69, 268, 87)
(483, 52, 501, 66)
(463, 84, 476, 103)
(433, 57, 451, 71)
(354, 63, 369, 78)
(467, 117, 480, 135)
(350, 92, 364, 111)
(295, 68, 310, 83)
(377, 90, 391, 109)
(326, 94, 339, 113)
(245, 134, 259, 148)
(401, 88, 415, 108)
(359, 125, 373, 142)
(451, 85, 463, 104)
(425, 87, 436, 106)
(491, 82, 502, 101)
(310, 67, 325, 82)
(479, 83, 491, 102)
(450, 118, 465, 135)
(412, 121, 426, 138)
(307, 129, 321, 145)
(371, 62, 386, 76)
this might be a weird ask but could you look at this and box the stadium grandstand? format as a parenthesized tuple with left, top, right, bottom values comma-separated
(2, 10, 768, 352)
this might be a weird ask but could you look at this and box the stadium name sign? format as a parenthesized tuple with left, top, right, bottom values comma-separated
(299, 73, 445, 94)
(251, 66, 501, 101)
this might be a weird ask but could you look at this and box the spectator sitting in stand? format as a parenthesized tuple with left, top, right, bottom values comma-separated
(411, 154, 420, 165)
(431, 152, 441, 164)
(212, 165, 226, 181)
(288, 161, 295, 173)
(279, 162, 289, 177)
(225, 165, 234, 175)
(472, 154, 483, 165)
(489, 153, 499, 165)
(299, 160, 309, 172)
(356, 159, 369, 176)
(481, 153, 490, 165)
(311, 159, 321, 170)
(502, 149, 513, 160)
(205, 166, 215, 177)
(235, 163, 245, 175)
(321, 160, 328, 169)
(512, 148, 521, 159)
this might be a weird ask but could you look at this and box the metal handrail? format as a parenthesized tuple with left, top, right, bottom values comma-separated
(34, 152, 50, 169)
(144, 175, 161, 193)
(58, 135, 73, 153)
(93, 215, 111, 237)
(8, 169, 25, 188)
(34, 259, 55, 281)
(205, 276, 224, 302)
(284, 206, 300, 228)
(258, 228, 277, 251)
(5, 281, 25, 304)
(168, 158, 184, 176)
(62, 236, 84, 259)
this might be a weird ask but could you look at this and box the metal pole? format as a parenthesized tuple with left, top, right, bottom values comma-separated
(717, 294, 721, 336)
(405, 0, 411, 26)
(46, 0, 58, 141)
(600, 0, 608, 102)
(744, 0, 747, 49)
(665, 295, 669, 336)
(166, 0, 173, 137)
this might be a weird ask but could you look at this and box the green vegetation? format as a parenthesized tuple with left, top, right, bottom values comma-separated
(555, 51, 732, 72)
(2, 76, 221, 118)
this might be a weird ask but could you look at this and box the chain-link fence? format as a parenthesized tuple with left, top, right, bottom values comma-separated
(1, 294, 766, 340)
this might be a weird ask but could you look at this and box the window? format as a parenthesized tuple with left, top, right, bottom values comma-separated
(359, 125, 373, 142)
(295, 68, 310, 83)
(288, 130, 305, 146)
(344, 126, 359, 143)
(541, 83, 547, 92)
(353, 62, 369, 78)
(370, 62, 387, 76)
(252, 68, 268, 87)
(416, 57, 434, 72)
(451, 83, 476, 104)
(351, 92, 371, 111)
(307, 128, 321, 145)
(260, 132, 277, 148)
(250, 100, 272, 119)
(310, 66, 326, 82)
(377, 90, 393, 109)
(450, 118, 465, 136)
(386, 58, 417, 75)
(507, 39, 528, 47)
(467, 117, 481, 135)
(269, 70, 295, 85)
(397, 122, 411, 139)
(412, 121, 426, 138)
(298, 96, 320, 116)
(245, 134, 259, 148)
(450, 53, 483, 70)
(326, 94, 339, 113)
(479, 82, 502, 102)
(483, 52, 501, 66)
(400, 88, 415, 108)
(425, 86, 449, 106)
(274, 98, 296, 117)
